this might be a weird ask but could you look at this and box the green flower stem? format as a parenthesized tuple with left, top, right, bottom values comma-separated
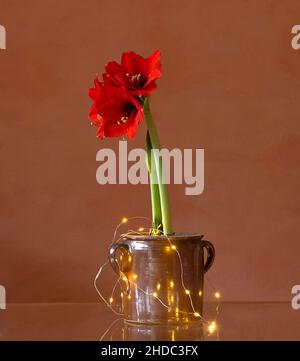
(146, 131, 162, 230)
(143, 96, 172, 235)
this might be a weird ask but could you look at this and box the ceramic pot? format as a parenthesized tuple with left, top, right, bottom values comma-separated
(109, 233, 215, 324)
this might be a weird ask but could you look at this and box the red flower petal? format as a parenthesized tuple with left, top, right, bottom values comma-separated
(89, 104, 102, 126)
(94, 75, 103, 89)
(88, 75, 104, 101)
(144, 50, 161, 87)
(130, 83, 157, 97)
(89, 85, 143, 139)
(147, 50, 161, 76)
(104, 61, 129, 88)
(121, 51, 148, 76)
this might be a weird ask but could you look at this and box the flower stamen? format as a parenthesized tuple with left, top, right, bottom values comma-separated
(126, 73, 142, 89)
(117, 116, 128, 125)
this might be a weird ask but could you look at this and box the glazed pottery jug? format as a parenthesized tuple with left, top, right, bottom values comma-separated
(109, 233, 215, 324)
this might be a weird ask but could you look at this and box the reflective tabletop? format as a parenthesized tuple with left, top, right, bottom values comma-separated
(0, 302, 299, 341)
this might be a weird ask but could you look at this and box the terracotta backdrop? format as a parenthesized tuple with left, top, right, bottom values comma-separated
(0, 0, 299, 303)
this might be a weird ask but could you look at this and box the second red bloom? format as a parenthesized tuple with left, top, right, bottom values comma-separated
(89, 79, 143, 139)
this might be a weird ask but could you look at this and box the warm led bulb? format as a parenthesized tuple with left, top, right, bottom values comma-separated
(208, 321, 217, 335)
(198, 291, 202, 296)
(120, 292, 123, 298)
(127, 294, 131, 300)
(121, 217, 128, 223)
(122, 276, 127, 281)
(185, 289, 190, 295)
(156, 283, 161, 291)
(109, 297, 113, 304)
(194, 312, 201, 317)
(152, 292, 158, 298)
(171, 245, 176, 250)
(170, 281, 174, 288)
(215, 292, 220, 299)
(138, 227, 144, 232)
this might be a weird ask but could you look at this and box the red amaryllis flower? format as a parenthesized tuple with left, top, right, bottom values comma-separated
(103, 50, 161, 97)
(89, 78, 143, 139)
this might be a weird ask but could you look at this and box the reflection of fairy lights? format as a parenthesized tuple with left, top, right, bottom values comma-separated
(208, 321, 217, 335)
(132, 273, 138, 280)
(94, 216, 221, 335)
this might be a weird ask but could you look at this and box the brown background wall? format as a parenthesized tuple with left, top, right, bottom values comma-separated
(0, 0, 299, 303)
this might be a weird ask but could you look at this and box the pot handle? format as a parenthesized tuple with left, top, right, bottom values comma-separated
(201, 240, 215, 273)
(108, 242, 132, 293)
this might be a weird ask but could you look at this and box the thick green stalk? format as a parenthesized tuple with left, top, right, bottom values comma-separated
(143, 97, 172, 235)
(146, 131, 162, 230)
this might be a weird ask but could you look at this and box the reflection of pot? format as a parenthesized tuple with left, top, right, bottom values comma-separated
(122, 321, 204, 341)
(109, 233, 215, 324)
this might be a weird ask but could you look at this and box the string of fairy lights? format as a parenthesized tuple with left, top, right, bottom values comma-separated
(94, 216, 221, 339)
